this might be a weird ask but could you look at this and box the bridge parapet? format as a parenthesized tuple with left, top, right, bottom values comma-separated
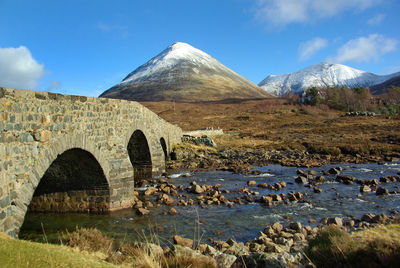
(0, 87, 182, 237)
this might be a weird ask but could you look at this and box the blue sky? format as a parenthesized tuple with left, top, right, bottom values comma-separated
(0, 0, 399, 97)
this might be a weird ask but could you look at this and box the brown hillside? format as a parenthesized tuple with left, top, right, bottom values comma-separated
(142, 99, 400, 157)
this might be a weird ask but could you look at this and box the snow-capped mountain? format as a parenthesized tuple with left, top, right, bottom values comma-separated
(258, 62, 400, 96)
(100, 42, 272, 102)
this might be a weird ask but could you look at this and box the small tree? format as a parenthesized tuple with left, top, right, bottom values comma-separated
(386, 86, 400, 104)
(304, 87, 321, 106)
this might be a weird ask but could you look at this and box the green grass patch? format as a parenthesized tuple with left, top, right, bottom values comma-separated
(0, 233, 117, 268)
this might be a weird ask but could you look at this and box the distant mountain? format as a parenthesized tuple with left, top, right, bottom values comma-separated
(100, 42, 273, 102)
(370, 74, 400, 95)
(258, 62, 400, 96)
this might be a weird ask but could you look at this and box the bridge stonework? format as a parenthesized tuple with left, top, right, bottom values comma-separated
(0, 88, 182, 237)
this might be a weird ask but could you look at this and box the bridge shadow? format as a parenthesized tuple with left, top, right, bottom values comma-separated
(127, 130, 153, 184)
(24, 148, 110, 214)
(160, 137, 168, 161)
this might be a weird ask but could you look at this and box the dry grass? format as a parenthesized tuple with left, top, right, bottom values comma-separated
(142, 99, 400, 157)
(307, 224, 400, 268)
(58, 227, 216, 268)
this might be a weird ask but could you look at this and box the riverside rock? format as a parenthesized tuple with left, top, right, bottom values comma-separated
(371, 214, 389, 224)
(271, 222, 283, 233)
(137, 208, 150, 216)
(173, 235, 193, 248)
(327, 217, 343, 227)
(288, 222, 302, 231)
(214, 253, 237, 268)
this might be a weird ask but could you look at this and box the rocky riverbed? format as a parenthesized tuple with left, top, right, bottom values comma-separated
(165, 214, 400, 267)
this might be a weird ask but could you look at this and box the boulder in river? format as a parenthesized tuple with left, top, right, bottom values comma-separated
(313, 187, 323, 193)
(360, 185, 371, 193)
(247, 180, 257, 187)
(258, 183, 268, 188)
(295, 176, 308, 184)
(193, 184, 205, 194)
(376, 187, 389, 196)
(169, 208, 179, 215)
(336, 175, 355, 184)
(328, 167, 342, 175)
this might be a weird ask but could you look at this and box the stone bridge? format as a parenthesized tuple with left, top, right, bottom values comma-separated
(0, 88, 182, 237)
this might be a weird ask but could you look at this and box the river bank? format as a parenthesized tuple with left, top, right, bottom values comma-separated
(168, 141, 399, 173)
(12, 217, 400, 267)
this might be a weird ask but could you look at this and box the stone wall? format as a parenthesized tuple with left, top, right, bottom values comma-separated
(0, 87, 182, 237)
(28, 190, 110, 213)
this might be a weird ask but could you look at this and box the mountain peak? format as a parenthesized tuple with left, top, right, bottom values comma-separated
(169, 42, 195, 50)
(100, 43, 273, 102)
(164, 42, 207, 58)
(120, 42, 212, 85)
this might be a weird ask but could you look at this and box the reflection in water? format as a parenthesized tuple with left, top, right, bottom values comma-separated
(20, 162, 400, 245)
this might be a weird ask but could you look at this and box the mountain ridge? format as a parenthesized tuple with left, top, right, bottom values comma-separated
(258, 62, 400, 96)
(370, 74, 400, 95)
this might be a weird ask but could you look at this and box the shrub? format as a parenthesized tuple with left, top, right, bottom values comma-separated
(59, 226, 114, 254)
(339, 145, 367, 156)
(303, 143, 341, 156)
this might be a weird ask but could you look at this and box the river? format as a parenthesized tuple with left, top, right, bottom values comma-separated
(20, 162, 400, 245)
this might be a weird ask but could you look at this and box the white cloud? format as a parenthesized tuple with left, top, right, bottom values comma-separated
(0, 46, 45, 89)
(254, 0, 380, 27)
(367, 14, 385, 26)
(331, 34, 397, 63)
(298, 37, 328, 61)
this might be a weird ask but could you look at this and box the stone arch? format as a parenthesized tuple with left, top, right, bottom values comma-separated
(27, 148, 110, 213)
(160, 137, 168, 161)
(14, 133, 111, 236)
(127, 129, 153, 182)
